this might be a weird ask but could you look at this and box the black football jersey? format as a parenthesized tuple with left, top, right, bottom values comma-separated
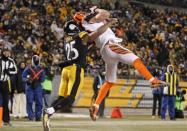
(64, 31, 88, 68)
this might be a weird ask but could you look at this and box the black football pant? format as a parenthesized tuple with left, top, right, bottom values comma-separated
(0, 81, 10, 123)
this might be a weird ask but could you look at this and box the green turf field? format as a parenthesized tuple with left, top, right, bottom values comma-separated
(0, 116, 187, 131)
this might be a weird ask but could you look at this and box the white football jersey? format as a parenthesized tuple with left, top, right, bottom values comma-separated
(83, 22, 122, 49)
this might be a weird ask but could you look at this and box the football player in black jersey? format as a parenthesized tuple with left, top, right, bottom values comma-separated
(42, 16, 117, 131)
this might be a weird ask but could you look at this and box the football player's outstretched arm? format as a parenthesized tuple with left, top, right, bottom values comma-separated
(83, 18, 117, 43)
(89, 6, 110, 23)
(51, 21, 64, 40)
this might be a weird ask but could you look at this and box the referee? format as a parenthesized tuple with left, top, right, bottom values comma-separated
(0, 47, 17, 125)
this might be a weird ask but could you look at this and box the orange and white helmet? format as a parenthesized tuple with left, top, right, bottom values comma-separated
(73, 12, 85, 24)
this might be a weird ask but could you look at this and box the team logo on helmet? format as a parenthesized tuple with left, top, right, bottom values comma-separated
(64, 20, 83, 36)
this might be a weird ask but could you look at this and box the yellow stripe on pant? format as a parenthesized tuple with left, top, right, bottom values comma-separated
(58, 65, 84, 98)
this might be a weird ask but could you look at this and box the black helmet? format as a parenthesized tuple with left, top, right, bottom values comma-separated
(63, 20, 83, 36)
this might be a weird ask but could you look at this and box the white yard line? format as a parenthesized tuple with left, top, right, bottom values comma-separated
(12, 120, 187, 127)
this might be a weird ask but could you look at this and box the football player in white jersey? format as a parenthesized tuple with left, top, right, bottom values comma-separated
(74, 6, 168, 121)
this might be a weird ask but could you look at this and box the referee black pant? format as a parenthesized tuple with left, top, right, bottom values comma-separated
(0, 81, 10, 123)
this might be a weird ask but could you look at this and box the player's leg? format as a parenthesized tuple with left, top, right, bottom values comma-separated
(57, 65, 84, 109)
(43, 68, 69, 131)
(44, 68, 69, 114)
(106, 42, 166, 86)
(95, 63, 117, 106)
(50, 65, 84, 115)
(44, 65, 83, 114)
(68, 65, 84, 101)
(90, 57, 117, 120)
(90, 81, 113, 121)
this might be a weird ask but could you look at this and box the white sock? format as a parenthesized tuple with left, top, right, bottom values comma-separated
(47, 107, 55, 115)
(94, 104, 99, 109)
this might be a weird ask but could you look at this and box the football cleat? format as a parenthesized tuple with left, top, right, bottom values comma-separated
(89, 105, 98, 121)
(42, 109, 51, 131)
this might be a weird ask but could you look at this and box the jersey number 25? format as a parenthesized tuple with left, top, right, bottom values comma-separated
(65, 41, 79, 60)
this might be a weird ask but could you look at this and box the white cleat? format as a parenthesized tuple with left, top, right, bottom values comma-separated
(42, 109, 51, 131)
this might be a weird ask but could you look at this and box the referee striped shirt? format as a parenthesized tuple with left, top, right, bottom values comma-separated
(0, 57, 17, 81)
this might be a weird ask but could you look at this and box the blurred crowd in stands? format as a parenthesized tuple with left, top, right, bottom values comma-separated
(0, 0, 186, 80)
(137, 0, 187, 8)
